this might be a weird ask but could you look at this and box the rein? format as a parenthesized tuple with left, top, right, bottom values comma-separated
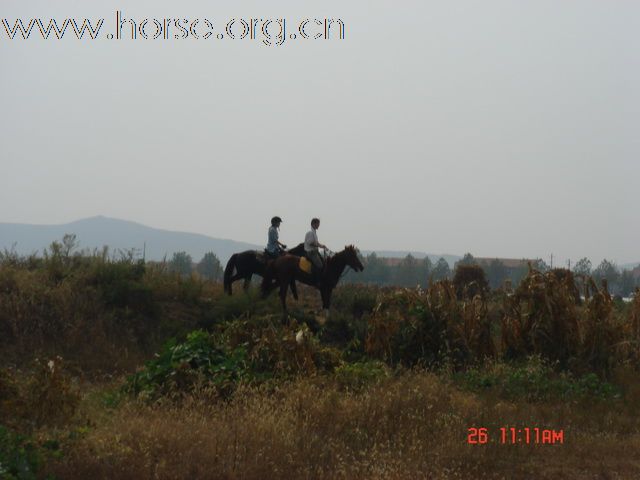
(325, 250, 355, 284)
(339, 266, 352, 281)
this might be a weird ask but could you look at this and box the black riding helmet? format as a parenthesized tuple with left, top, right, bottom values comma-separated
(271, 216, 283, 226)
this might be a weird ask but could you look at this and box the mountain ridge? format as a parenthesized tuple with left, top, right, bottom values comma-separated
(0, 216, 259, 264)
(0, 216, 460, 265)
(3, 217, 636, 270)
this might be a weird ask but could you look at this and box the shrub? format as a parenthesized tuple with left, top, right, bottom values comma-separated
(455, 356, 620, 402)
(580, 278, 624, 376)
(365, 283, 494, 368)
(0, 426, 40, 480)
(125, 330, 251, 399)
(1, 358, 79, 429)
(23, 357, 80, 427)
(331, 285, 378, 318)
(452, 264, 489, 300)
(90, 260, 155, 315)
(334, 361, 389, 391)
(501, 267, 580, 367)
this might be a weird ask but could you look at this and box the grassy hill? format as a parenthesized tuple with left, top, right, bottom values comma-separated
(1, 251, 639, 478)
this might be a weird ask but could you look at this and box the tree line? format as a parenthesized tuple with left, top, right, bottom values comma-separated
(345, 252, 639, 296)
(167, 251, 223, 280)
(167, 249, 638, 297)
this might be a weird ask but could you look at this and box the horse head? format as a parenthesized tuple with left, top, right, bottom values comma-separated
(343, 245, 364, 272)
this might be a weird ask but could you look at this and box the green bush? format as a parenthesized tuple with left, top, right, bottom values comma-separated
(90, 260, 155, 315)
(125, 330, 252, 399)
(334, 361, 389, 391)
(0, 426, 40, 480)
(454, 356, 620, 402)
(331, 286, 378, 318)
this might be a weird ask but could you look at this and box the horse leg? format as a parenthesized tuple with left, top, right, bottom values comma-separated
(243, 274, 252, 293)
(228, 273, 245, 287)
(261, 268, 275, 298)
(290, 280, 298, 301)
(279, 283, 289, 324)
(320, 288, 331, 320)
(260, 277, 279, 298)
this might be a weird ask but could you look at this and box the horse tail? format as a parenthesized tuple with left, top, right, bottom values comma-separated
(223, 254, 237, 295)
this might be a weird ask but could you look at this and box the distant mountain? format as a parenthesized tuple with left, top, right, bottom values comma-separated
(0, 216, 462, 267)
(0, 216, 260, 263)
(621, 262, 640, 271)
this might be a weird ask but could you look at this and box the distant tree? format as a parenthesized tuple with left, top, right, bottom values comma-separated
(511, 261, 530, 287)
(573, 257, 592, 277)
(431, 257, 451, 282)
(46, 233, 79, 260)
(593, 259, 620, 289)
(532, 259, 550, 272)
(421, 257, 433, 286)
(486, 259, 507, 289)
(619, 270, 635, 297)
(456, 253, 476, 268)
(197, 252, 223, 280)
(394, 254, 420, 287)
(358, 253, 391, 285)
(61, 233, 79, 257)
(169, 251, 193, 276)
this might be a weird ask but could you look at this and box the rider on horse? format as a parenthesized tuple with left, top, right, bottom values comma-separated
(266, 216, 287, 259)
(304, 218, 328, 282)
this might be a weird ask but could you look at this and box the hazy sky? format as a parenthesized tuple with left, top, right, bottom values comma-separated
(1, 0, 638, 265)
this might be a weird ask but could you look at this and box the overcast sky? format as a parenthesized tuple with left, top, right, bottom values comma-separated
(1, 0, 638, 265)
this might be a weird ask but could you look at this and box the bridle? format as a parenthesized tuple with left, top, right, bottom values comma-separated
(323, 248, 361, 281)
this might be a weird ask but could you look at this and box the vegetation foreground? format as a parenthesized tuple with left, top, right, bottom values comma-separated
(1, 243, 640, 479)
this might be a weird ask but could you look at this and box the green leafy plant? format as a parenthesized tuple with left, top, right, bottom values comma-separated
(334, 361, 389, 391)
(454, 356, 620, 402)
(125, 330, 252, 399)
(0, 426, 40, 480)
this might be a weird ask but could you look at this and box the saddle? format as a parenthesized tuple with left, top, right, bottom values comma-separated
(299, 255, 324, 286)
(298, 256, 312, 274)
(263, 249, 283, 260)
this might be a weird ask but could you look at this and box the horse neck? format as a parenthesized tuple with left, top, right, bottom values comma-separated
(326, 251, 348, 287)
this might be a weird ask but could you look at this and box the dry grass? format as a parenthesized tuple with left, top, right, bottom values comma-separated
(3, 253, 640, 479)
(45, 372, 640, 480)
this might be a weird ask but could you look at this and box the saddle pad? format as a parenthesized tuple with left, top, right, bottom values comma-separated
(299, 257, 312, 274)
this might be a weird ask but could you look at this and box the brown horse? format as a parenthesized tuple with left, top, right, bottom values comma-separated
(261, 245, 364, 321)
(223, 243, 305, 295)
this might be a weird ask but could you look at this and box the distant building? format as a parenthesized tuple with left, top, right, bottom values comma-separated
(473, 257, 531, 269)
(379, 257, 404, 267)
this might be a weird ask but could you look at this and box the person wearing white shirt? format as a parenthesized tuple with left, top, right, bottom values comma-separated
(304, 218, 327, 272)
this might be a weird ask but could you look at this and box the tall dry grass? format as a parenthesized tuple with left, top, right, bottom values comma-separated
(46, 372, 640, 480)
(2, 249, 640, 479)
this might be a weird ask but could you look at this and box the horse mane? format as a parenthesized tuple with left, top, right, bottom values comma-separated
(342, 245, 359, 256)
(327, 245, 358, 264)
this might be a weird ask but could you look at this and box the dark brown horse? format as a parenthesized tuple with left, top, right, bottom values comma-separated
(223, 243, 305, 295)
(261, 245, 364, 321)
